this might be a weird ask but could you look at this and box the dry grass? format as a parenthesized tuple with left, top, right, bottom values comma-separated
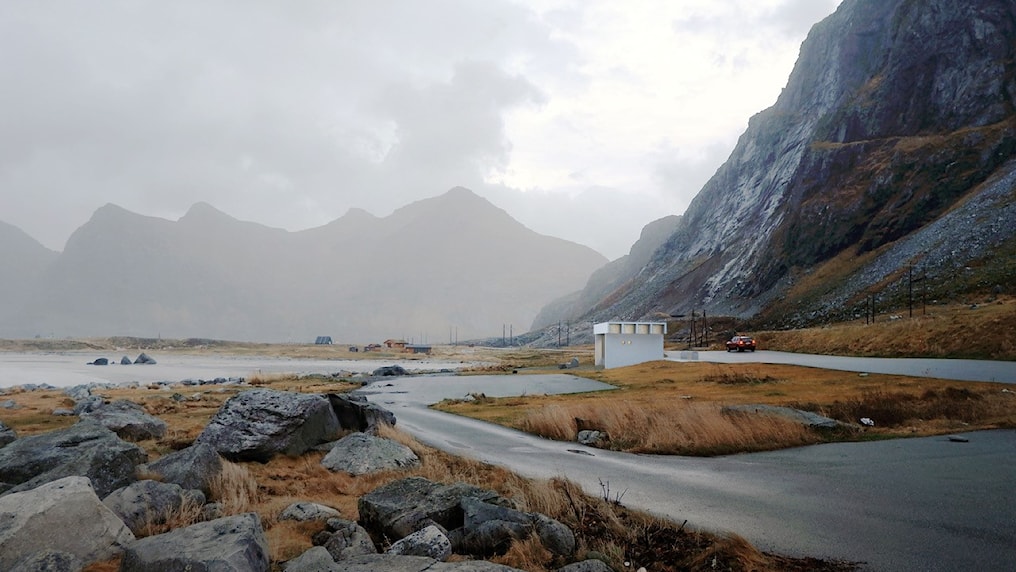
(437, 361, 1016, 454)
(758, 297, 1016, 360)
(518, 400, 820, 455)
(135, 495, 206, 538)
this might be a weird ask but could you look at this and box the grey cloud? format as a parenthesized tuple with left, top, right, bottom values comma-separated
(0, 0, 575, 249)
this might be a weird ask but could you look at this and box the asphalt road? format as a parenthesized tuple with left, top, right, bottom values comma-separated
(359, 374, 1016, 572)
(667, 349, 1016, 383)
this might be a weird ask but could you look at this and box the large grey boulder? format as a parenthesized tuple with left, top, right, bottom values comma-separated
(285, 546, 341, 572)
(81, 399, 168, 441)
(0, 418, 15, 448)
(457, 498, 575, 558)
(135, 352, 156, 364)
(0, 476, 135, 571)
(195, 388, 341, 462)
(722, 404, 854, 430)
(387, 524, 452, 561)
(102, 479, 206, 536)
(319, 517, 378, 561)
(331, 554, 524, 571)
(358, 477, 506, 542)
(0, 420, 147, 498)
(279, 501, 342, 522)
(72, 395, 105, 415)
(328, 393, 397, 433)
(9, 549, 81, 572)
(321, 432, 420, 476)
(144, 442, 223, 496)
(120, 512, 269, 572)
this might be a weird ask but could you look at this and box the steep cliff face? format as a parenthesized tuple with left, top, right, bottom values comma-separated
(545, 0, 1016, 329)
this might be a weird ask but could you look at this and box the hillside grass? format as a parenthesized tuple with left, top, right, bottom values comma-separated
(756, 296, 1016, 360)
(0, 375, 854, 572)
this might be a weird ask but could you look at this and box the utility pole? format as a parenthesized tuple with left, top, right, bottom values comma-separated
(509, 324, 513, 347)
(566, 322, 570, 346)
(910, 266, 918, 321)
(502, 324, 506, 347)
(690, 310, 697, 348)
(702, 310, 708, 347)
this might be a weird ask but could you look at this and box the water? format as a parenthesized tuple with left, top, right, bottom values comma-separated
(0, 351, 474, 389)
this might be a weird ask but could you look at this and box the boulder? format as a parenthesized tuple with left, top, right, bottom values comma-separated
(195, 388, 341, 462)
(0, 419, 15, 448)
(64, 384, 94, 402)
(328, 393, 397, 433)
(9, 549, 82, 572)
(372, 365, 408, 377)
(144, 442, 223, 496)
(121, 356, 133, 365)
(1, 399, 19, 409)
(285, 546, 340, 572)
(319, 517, 377, 561)
(90, 357, 109, 366)
(459, 497, 575, 558)
(328, 554, 524, 571)
(0, 476, 135, 571)
(321, 433, 420, 476)
(279, 501, 342, 522)
(722, 404, 853, 430)
(120, 512, 269, 572)
(358, 477, 506, 541)
(102, 479, 206, 536)
(576, 430, 608, 447)
(387, 524, 452, 561)
(72, 395, 105, 415)
(135, 352, 157, 365)
(0, 420, 147, 498)
(81, 399, 168, 441)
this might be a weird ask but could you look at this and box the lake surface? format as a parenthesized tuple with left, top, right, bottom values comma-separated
(0, 351, 475, 389)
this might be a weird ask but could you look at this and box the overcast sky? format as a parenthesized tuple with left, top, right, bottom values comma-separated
(0, 0, 842, 259)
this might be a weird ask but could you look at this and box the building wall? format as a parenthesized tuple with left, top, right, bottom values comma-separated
(595, 333, 664, 369)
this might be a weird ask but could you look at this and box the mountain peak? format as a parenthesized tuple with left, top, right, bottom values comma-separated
(180, 202, 234, 223)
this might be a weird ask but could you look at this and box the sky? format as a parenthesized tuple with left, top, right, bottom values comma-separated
(0, 0, 842, 260)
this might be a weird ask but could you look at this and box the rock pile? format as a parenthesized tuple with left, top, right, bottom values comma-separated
(0, 385, 606, 571)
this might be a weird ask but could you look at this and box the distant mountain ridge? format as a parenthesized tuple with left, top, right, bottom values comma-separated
(533, 0, 1016, 341)
(0, 188, 606, 342)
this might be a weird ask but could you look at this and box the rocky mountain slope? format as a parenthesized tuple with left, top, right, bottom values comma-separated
(0, 222, 59, 324)
(1, 188, 606, 342)
(535, 0, 1016, 338)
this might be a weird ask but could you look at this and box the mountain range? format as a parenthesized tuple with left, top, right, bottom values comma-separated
(532, 0, 1016, 343)
(0, 188, 606, 342)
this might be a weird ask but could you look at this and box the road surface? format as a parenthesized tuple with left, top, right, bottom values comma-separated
(667, 350, 1016, 383)
(359, 373, 1016, 572)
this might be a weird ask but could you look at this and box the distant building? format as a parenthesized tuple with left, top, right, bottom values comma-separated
(383, 339, 407, 350)
(364, 343, 382, 352)
(314, 336, 333, 345)
(593, 321, 666, 369)
(405, 344, 432, 355)
(348, 346, 359, 352)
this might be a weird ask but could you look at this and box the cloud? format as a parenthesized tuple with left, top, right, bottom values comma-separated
(0, 0, 842, 260)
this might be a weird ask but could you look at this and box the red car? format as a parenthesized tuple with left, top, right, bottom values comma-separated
(726, 335, 757, 352)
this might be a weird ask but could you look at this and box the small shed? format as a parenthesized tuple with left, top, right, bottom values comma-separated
(405, 344, 432, 355)
(593, 321, 666, 369)
(384, 339, 407, 350)
(314, 336, 333, 345)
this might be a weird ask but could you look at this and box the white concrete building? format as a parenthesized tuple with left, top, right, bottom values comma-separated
(593, 321, 667, 369)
